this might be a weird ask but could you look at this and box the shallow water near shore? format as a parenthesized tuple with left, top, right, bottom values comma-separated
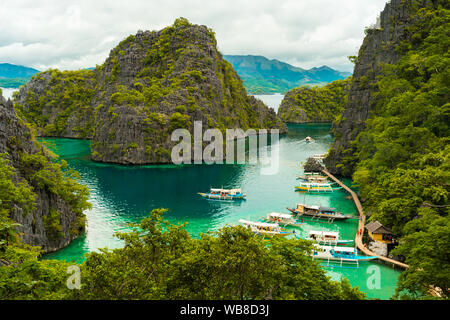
(41, 123, 400, 299)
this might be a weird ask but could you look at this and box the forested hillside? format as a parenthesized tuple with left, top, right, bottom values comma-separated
(277, 77, 351, 123)
(325, 0, 449, 299)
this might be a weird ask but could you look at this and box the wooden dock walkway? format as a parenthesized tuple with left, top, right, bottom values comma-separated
(322, 169, 409, 269)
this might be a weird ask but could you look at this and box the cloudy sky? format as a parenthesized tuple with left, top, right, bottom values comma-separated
(0, 0, 387, 72)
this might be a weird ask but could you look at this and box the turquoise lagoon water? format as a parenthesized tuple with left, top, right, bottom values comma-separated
(252, 93, 284, 112)
(41, 123, 400, 299)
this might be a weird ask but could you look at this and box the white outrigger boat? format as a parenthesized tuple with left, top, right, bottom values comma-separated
(198, 188, 246, 200)
(312, 245, 378, 267)
(307, 230, 353, 246)
(295, 182, 342, 193)
(263, 212, 302, 227)
(239, 219, 295, 237)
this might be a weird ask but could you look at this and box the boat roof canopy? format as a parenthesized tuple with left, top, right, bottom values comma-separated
(316, 245, 356, 253)
(333, 247, 356, 253)
(239, 219, 279, 228)
(309, 230, 339, 237)
(297, 203, 320, 210)
(268, 212, 293, 219)
(211, 188, 242, 194)
(318, 206, 336, 211)
(298, 182, 332, 187)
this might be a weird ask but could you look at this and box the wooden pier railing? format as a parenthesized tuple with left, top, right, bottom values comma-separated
(321, 169, 409, 270)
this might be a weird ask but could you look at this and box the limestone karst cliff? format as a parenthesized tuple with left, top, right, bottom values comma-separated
(14, 18, 286, 165)
(324, 0, 422, 175)
(1, 94, 90, 252)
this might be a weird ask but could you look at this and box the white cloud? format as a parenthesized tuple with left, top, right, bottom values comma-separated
(0, 0, 388, 72)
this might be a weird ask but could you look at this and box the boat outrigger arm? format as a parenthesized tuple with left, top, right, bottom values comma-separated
(312, 245, 378, 268)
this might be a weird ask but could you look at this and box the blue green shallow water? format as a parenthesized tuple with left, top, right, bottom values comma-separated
(40, 123, 400, 299)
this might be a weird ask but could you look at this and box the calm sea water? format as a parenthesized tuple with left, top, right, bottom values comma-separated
(0, 87, 18, 100)
(252, 93, 284, 112)
(41, 123, 400, 299)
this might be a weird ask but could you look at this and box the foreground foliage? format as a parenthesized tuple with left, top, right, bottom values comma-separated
(1, 209, 365, 300)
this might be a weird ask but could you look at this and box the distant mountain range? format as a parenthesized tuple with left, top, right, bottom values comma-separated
(223, 55, 352, 94)
(0, 63, 40, 88)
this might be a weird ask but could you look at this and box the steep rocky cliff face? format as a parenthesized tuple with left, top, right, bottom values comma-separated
(0, 94, 89, 253)
(277, 78, 350, 123)
(14, 69, 96, 138)
(324, 0, 417, 175)
(15, 18, 286, 165)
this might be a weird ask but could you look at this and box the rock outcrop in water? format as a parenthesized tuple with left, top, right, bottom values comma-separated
(324, 0, 419, 175)
(14, 18, 286, 165)
(277, 78, 350, 123)
(0, 94, 90, 253)
(303, 157, 324, 173)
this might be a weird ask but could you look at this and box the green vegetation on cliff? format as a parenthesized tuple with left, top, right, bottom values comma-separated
(328, 1, 449, 299)
(0, 147, 90, 247)
(277, 77, 351, 123)
(0, 95, 91, 297)
(1, 93, 91, 253)
(0, 156, 36, 215)
(15, 69, 96, 138)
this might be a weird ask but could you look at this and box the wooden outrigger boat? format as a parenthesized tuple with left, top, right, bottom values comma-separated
(307, 230, 354, 246)
(287, 203, 352, 222)
(295, 182, 341, 192)
(312, 245, 377, 267)
(198, 188, 246, 200)
(239, 219, 295, 237)
(262, 212, 302, 227)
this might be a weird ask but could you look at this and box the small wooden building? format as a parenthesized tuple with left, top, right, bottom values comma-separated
(365, 221, 394, 244)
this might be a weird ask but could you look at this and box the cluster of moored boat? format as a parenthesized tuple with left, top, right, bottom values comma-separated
(295, 172, 343, 193)
(198, 180, 377, 265)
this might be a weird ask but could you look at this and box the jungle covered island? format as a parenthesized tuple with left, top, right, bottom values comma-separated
(13, 18, 286, 165)
(277, 77, 351, 123)
(325, 0, 449, 299)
